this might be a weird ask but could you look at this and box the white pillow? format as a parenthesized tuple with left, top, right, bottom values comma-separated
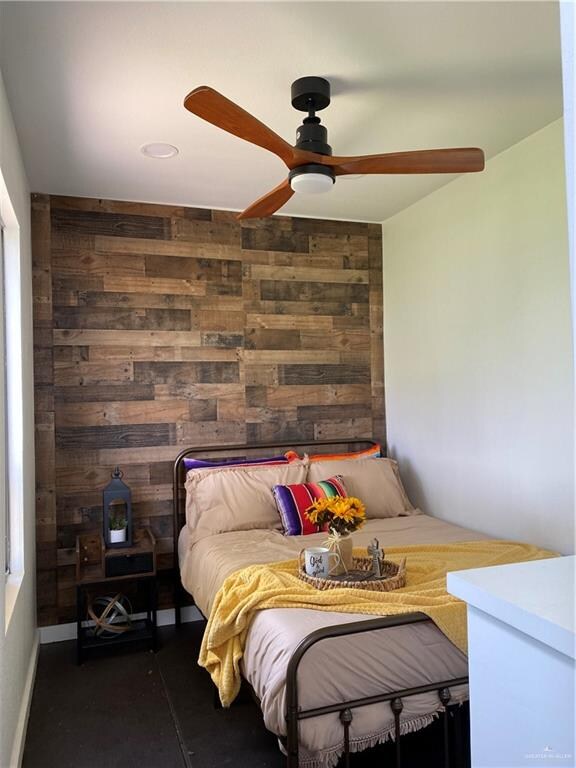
(307, 457, 414, 518)
(185, 460, 308, 543)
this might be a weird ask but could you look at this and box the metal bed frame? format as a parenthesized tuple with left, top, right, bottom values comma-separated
(172, 440, 470, 768)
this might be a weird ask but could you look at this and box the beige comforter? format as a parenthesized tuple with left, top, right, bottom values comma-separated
(179, 515, 490, 768)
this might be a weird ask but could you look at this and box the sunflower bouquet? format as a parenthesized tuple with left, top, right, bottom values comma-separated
(305, 496, 366, 536)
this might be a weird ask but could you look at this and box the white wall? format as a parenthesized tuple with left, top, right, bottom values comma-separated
(383, 119, 574, 555)
(0, 43, 38, 768)
(560, 2, 575, 518)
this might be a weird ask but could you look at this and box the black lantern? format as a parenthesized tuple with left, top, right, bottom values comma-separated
(102, 467, 133, 549)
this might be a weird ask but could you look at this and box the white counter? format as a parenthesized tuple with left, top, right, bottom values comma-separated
(448, 556, 575, 768)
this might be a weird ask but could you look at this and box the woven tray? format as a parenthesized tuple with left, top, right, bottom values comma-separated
(298, 556, 406, 592)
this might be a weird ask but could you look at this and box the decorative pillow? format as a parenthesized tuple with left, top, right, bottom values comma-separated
(273, 475, 349, 536)
(185, 460, 308, 544)
(307, 458, 415, 518)
(308, 444, 381, 462)
(183, 454, 289, 472)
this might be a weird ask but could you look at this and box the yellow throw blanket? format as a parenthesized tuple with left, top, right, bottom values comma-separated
(199, 539, 556, 706)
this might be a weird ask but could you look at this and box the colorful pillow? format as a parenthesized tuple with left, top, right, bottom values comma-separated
(308, 444, 381, 462)
(273, 475, 349, 536)
(307, 458, 415, 518)
(183, 454, 289, 472)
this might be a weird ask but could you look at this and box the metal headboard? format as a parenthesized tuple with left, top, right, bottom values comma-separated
(172, 438, 381, 579)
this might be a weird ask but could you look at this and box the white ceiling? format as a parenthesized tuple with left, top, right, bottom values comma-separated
(0, 1, 563, 222)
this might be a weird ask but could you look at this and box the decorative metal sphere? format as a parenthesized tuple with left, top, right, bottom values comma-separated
(87, 594, 133, 639)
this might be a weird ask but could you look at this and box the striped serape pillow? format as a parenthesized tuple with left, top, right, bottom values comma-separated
(273, 475, 348, 536)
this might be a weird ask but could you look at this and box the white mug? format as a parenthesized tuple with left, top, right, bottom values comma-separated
(300, 547, 341, 578)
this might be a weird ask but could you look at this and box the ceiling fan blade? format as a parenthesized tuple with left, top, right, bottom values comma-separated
(237, 179, 294, 220)
(328, 148, 485, 175)
(184, 86, 296, 166)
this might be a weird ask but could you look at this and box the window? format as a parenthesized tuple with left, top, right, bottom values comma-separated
(1, 225, 9, 576)
(1, 168, 25, 629)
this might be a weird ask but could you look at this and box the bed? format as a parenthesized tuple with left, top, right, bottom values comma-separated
(172, 440, 541, 768)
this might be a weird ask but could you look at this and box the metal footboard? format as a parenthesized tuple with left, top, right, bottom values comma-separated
(285, 612, 469, 768)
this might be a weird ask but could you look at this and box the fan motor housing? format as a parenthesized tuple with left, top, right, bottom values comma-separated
(295, 118, 332, 156)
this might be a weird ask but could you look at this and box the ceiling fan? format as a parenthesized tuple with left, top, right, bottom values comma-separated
(183, 76, 485, 220)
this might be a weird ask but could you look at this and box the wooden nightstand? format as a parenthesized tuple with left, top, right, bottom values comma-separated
(75, 527, 158, 664)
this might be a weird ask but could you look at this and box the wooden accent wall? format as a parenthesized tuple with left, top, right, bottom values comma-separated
(32, 194, 384, 625)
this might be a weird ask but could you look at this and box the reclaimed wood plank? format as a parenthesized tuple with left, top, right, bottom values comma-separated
(200, 332, 244, 348)
(171, 217, 241, 246)
(53, 329, 202, 347)
(33, 346, 54, 385)
(88, 346, 189, 362)
(53, 346, 89, 363)
(296, 403, 373, 422)
(51, 208, 170, 240)
(216, 393, 246, 422)
(98, 445, 183, 465)
(292, 217, 371, 237)
(245, 406, 298, 423)
(242, 228, 309, 253)
(53, 307, 192, 331)
(343, 252, 370, 270)
(181, 348, 241, 362)
(245, 300, 364, 317)
(240, 250, 340, 269)
(53, 275, 104, 293)
(245, 328, 301, 350)
(265, 384, 371, 408)
(192, 309, 246, 331)
(55, 423, 173, 450)
(133, 361, 240, 385)
(54, 383, 154, 403)
(52, 250, 146, 278)
(53, 361, 134, 386)
(145, 253, 242, 282)
(101, 277, 207, 297)
(300, 329, 371, 351)
(313, 418, 373, 441)
(78, 291, 204, 309)
(50, 195, 211, 220)
(247, 421, 314, 444)
(176, 420, 247, 446)
(245, 364, 279, 387)
(55, 399, 191, 428)
(55, 464, 151, 493)
(278, 364, 370, 386)
(245, 314, 332, 331)
(248, 264, 368, 285)
(153, 382, 242, 400)
(309, 234, 369, 257)
(244, 349, 340, 364)
(260, 280, 369, 304)
(95, 235, 240, 261)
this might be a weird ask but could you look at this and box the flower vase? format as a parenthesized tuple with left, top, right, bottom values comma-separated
(328, 532, 354, 576)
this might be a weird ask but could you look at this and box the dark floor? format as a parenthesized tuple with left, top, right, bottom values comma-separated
(23, 622, 466, 768)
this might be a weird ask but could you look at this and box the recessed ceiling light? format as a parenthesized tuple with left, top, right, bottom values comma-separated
(141, 142, 179, 159)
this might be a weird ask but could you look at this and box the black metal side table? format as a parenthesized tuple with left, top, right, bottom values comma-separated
(75, 527, 158, 664)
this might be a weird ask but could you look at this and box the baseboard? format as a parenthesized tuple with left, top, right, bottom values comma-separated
(39, 605, 202, 644)
(9, 631, 39, 768)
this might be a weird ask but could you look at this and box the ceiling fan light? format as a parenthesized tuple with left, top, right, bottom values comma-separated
(289, 169, 334, 195)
